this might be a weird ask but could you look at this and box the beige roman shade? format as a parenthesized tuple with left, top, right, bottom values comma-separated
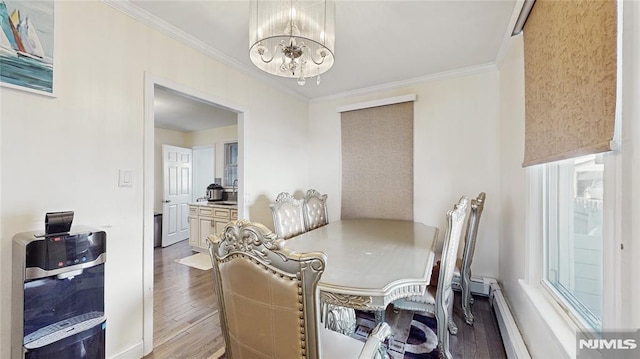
(522, 0, 617, 167)
(340, 101, 413, 220)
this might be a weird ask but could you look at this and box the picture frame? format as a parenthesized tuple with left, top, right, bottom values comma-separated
(0, 0, 56, 97)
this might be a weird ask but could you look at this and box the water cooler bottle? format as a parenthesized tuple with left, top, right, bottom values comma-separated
(12, 212, 107, 359)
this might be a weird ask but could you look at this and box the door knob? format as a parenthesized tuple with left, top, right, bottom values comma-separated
(163, 200, 171, 203)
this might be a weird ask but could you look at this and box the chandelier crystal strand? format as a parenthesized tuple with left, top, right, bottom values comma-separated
(249, 0, 335, 86)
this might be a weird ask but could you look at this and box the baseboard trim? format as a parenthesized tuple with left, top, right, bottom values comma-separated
(109, 341, 144, 359)
(489, 281, 531, 359)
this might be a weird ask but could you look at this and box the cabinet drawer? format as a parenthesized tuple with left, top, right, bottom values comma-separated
(231, 209, 238, 221)
(213, 208, 230, 219)
(198, 207, 215, 218)
(189, 206, 198, 217)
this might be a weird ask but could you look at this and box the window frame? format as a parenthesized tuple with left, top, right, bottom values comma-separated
(223, 141, 238, 188)
(540, 156, 604, 331)
(526, 149, 621, 338)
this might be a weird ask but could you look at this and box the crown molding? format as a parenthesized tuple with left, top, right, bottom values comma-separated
(101, 0, 309, 102)
(311, 62, 497, 104)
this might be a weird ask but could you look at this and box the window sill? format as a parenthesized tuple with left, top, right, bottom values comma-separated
(519, 279, 578, 358)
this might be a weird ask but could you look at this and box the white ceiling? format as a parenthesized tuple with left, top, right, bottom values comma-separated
(154, 85, 238, 132)
(115, 0, 520, 131)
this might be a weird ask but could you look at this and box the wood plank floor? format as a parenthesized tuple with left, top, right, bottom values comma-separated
(145, 239, 506, 359)
(449, 294, 507, 359)
(144, 240, 223, 359)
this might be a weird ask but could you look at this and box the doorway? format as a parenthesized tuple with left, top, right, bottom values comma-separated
(142, 74, 245, 355)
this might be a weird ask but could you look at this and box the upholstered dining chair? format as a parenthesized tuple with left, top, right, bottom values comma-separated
(392, 196, 469, 359)
(208, 220, 392, 359)
(303, 189, 329, 231)
(457, 192, 486, 325)
(270, 192, 307, 239)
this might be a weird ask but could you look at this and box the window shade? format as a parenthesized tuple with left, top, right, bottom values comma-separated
(340, 102, 413, 220)
(522, 0, 617, 167)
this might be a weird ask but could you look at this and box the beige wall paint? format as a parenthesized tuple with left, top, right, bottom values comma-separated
(0, 2, 307, 358)
(308, 70, 501, 279)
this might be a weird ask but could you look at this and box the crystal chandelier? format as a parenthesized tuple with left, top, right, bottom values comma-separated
(249, 0, 335, 86)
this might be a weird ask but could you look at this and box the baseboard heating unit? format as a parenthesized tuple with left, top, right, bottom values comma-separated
(489, 281, 531, 359)
(453, 275, 493, 296)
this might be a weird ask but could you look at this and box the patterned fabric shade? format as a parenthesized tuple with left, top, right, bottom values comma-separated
(522, 0, 617, 167)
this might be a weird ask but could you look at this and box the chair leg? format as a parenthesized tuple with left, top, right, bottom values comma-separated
(461, 271, 475, 325)
(438, 326, 453, 359)
(437, 295, 454, 359)
(447, 315, 458, 335)
(447, 296, 458, 335)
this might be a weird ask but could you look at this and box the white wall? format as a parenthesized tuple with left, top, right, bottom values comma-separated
(308, 70, 502, 279)
(618, 0, 640, 334)
(497, 34, 565, 358)
(187, 125, 238, 187)
(0, 2, 308, 358)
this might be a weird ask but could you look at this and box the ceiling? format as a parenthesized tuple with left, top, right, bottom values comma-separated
(154, 85, 238, 132)
(117, 0, 520, 131)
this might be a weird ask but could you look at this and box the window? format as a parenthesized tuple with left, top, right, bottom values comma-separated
(543, 154, 603, 330)
(224, 142, 238, 187)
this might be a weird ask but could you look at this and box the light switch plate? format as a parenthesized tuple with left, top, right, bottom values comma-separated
(118, 170, 133, 187)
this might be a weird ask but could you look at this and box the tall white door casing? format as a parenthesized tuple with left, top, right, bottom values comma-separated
(162, 145, 192, 247)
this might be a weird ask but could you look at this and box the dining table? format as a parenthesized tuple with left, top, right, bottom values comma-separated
(284, 218, 439, 331)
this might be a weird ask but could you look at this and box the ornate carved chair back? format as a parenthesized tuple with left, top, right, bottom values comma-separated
(303, 189, 329, 231)
(435, 196, 469, 359)
(208, 220, 327, 359)
(460, 192, 486, 325)
(269, 192, 308, 239)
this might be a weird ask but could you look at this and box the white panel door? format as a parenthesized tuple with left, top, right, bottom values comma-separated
(162, 145, 192, 247)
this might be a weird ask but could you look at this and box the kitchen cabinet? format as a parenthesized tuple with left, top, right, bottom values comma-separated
(188, 203, 238, 252)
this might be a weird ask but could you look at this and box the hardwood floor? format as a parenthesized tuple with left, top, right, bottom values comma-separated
(144, 240, 224, 359)
(449, 295, 507, 359)
(145, 239, 506, 359)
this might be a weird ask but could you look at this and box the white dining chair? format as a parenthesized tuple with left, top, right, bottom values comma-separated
(208, 220, 392, 359)
(458, 192, 486, 325)
(269, 192, 307, 239)
(303, 189, 329, 231)
(392, 196, 469, 359)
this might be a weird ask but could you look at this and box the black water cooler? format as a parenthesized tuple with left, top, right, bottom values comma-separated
(12, 213, 107, 359)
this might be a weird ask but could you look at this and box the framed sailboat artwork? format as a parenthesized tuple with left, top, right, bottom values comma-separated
(0, 0, 55, 96)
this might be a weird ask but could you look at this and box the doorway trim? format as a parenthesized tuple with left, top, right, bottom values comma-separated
(143, 72, 246, 355)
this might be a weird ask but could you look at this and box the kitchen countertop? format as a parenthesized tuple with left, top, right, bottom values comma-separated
(190, 201, 238, 209)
